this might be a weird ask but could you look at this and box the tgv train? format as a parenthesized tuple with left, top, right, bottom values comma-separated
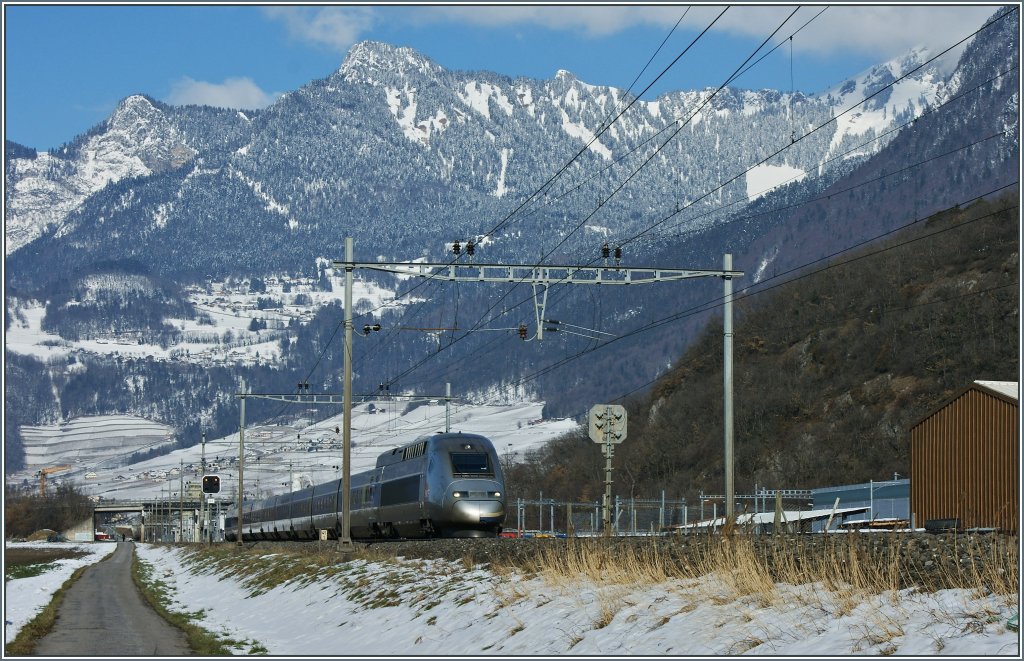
(224, 432, 505, 541)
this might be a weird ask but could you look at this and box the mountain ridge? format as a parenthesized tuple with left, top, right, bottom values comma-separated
(4, 7, 1018, 474)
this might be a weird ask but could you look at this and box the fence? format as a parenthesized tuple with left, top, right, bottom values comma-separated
(512, 495, 691, 536)
(511, 489, 815, 536)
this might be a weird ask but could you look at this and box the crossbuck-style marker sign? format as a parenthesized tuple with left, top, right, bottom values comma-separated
(330, 238, 743, 542)
(589, 404, 627, 444)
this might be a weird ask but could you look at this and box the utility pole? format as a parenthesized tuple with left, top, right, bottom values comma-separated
(723, 253, 735, 524)
(333, 238, 742, 543)
(339, 237, 355, 553)
(445, 382, 451, 433)
(236, 381, 246, 547)
(201, 432, 207, 543)
(179, 459, 184, 542)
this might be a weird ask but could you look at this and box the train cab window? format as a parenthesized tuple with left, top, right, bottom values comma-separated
(450, 452, 493, 476)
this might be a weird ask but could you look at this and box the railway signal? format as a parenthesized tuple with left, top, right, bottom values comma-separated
(590, 404, 627, 536)
(202, 474, 221, 494)
(332, 238, 746, 541)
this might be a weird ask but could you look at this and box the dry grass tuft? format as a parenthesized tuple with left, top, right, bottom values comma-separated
(506, 531, 1018, 617)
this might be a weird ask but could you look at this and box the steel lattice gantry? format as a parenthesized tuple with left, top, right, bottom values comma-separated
(331, 243, 745, 523)
(337, 260, 744, 341)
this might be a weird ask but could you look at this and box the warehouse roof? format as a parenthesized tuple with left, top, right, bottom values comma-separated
(974, 380, 1018, 401)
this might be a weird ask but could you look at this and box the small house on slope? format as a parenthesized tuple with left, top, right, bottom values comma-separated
(910, 380, 1018, 533)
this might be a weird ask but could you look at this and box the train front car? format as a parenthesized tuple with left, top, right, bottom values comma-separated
(424, 433, 506, 537)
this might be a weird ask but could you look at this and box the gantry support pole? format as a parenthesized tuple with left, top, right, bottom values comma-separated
(723, 253, 735, 525)
(236, 387, 245, 546)
(339, 237, 355, 552)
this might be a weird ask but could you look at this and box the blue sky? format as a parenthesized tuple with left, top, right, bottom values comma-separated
(3, 3, 1003, 151)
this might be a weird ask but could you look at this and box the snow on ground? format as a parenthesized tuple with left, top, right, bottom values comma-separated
(7, 541, 1015, 656)
(20, 415, 175, 470)
(746, 163, 806, 201)
(3, 541, 118, 645)
(5, 269, 419, 369)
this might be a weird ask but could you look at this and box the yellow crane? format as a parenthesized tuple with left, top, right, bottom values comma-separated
(38, 465, 71, 497)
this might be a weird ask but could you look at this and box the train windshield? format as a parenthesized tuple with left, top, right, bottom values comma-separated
(450, 452, 493, 477)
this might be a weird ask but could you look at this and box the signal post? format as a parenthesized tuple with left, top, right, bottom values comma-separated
(589, 404, 627, 536)
(328, 239, 743, 541)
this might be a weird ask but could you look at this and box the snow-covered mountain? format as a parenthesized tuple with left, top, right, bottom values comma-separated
(4, 39, 946, 267)
(5, 96, 198, 254)
(3, 6, 1018, 470)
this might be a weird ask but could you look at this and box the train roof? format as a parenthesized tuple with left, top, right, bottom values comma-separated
(374, 432, 493, 468)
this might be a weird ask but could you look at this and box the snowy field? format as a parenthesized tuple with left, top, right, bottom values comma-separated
(3, 541, 117, 645)
(8, 401, 578, 504)
(4, 540, 1017, 656)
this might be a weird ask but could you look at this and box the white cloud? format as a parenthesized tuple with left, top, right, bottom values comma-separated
(166, 77, 278, 110)
(415, 6, 686, 37)
(263, 6, 376, 53)
(406, 5, 998, 59)
(753, 6, 1000, 59)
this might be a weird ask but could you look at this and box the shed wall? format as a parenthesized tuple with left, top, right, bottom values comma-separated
(910, 388, 1018, 532)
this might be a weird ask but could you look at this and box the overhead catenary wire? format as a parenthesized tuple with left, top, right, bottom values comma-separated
(606, 280, 1018, 406)
(470, 15, 1018, 351)
(245, 7, 1017, 422)
(509, 184, 1019, 388)
(284, 7, 732, 397)
(618, 6, 1019, 252)
(375, 8, 803, 384)
(286, 7, 834, 400)
(479, 7, 728, 242)
(489, 7, 827, 245)
(354, 12, 1015, 411)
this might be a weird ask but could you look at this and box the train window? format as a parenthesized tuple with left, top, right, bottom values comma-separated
(450, 452, 492, 476)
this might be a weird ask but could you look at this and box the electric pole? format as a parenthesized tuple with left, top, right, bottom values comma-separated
(329, 239, 743, 544)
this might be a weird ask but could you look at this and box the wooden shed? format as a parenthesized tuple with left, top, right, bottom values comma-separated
(910, 380, 1018, 532)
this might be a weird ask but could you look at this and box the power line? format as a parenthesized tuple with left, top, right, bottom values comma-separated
(286, 8, 833, 400)
(466, 8, 1016, 358)
(508, 186, 1018, 388)
(289, 8, 732, 396)
(227, 7, 1018, 425)
(470, 32, 1018, 366)
(374, 9, 801, 386)
(619, 6, 1019, 252)
(480, 7, 731, 242)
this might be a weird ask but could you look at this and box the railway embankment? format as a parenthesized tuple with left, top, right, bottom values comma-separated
(251, 531, 1018, 592)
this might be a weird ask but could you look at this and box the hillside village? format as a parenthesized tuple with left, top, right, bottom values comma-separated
(7, 266, 411, 370)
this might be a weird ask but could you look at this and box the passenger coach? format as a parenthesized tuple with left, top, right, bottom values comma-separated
(225, 432, 505, 541)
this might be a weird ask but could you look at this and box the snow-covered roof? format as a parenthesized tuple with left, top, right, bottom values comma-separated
(675, 506, 869, 529)
(974, 381, 1018, 401)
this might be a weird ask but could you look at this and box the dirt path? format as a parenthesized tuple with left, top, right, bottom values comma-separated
(33, 541, 191, 656)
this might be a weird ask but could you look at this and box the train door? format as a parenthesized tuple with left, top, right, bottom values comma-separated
(365, 467, 383, 535)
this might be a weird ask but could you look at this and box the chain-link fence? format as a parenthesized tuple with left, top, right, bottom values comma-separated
(510, 496, 693, 536)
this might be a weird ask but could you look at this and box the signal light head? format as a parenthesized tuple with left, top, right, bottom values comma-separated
(202, 474, 221, 494)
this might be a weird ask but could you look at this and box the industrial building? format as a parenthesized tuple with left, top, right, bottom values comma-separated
(811, 479, 909, 529)
(910, 380, 1019, 533)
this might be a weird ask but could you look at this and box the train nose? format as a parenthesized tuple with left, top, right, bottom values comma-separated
(451, 499, 505, 524)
